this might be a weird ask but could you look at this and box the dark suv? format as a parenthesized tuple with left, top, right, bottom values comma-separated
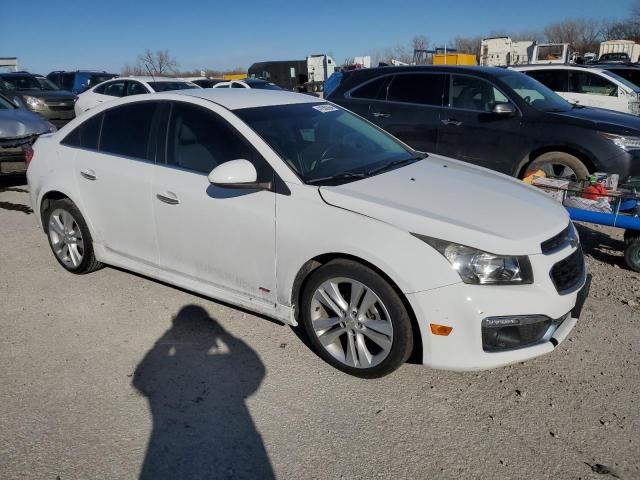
(326, 66, 640, 184)
(47, 70, 117, 94)
(0, 72, 76, 127)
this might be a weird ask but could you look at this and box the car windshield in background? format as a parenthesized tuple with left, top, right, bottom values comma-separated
(236, 103, 419, 184)
(245, 80, 281, 90)
(500, 72, 572, 112)
(0, 95, 15, 109)
(0, 75, 59, 91)
(601, 70, 640, 92)
(147, 81, 198, 92)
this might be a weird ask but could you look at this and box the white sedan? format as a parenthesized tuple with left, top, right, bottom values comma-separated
(213, 78, 281, 90)
(26, 89, 588, 377)
(74, 76, 200, 115)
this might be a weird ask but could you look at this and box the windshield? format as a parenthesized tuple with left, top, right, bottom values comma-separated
(0, 94, 16, 109)
(0, 75, 59, 91)
(601, 70, 640, 92)
(600, 53, 629, 62)
(235, 103, 418, 184)
(605, 68, 640, 88)
(147, 81, 198, 92)
(247, 81, 281, 90)
(500, 72, 573, 112)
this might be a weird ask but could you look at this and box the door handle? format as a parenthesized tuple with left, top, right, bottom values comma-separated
(156, 192, 180, 205)
(441, 119, 462, 126)
(80, 169, 96, 181)
(372, 112, 390, 118)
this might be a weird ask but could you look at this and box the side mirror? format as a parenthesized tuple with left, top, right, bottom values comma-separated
(492, 103, 516, 116)
(208, 159, 271, 190)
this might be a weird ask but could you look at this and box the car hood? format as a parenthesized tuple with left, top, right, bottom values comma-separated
(551, 106, 640, 135)
(319, 155, 569, 255)
(0, 108, 50, 138)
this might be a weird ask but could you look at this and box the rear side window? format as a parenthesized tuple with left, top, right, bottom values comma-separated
(350, 76, 391, 100)
(61, 113, 103, 150)
(387, 74, 445, 106)
(61, 73, 75, 91)
(525, 70, 568, 92)
(166, 103, 264, 176)
(569, 71, 618, 96)
(100, 103, 158, 160)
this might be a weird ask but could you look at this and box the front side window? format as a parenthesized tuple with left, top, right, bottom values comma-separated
(61, 74, 75, 91)
(569, 71, 618, 96)
(449, 75, 512, 112)
(62, 113, 102, 150)
(236, 102, 417, 184)
(525, 69, 569, 92)
(103, 81, 126, 97)
(166, 103, 263, 176)
(99, 102, 158, 160)
(387, 74, 445, 106)
(231, 82, 245, 88)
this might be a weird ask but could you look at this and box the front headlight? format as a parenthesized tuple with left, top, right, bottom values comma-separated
(23, 95, 45, 108)
(412, 234, 533, 285)
(599, 132, 640, 151)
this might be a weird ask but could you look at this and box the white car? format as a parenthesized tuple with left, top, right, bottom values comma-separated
(26, 89, 588, 377)
(74, 76, 200, 115)
(213, 78, 281, 90)
(514, 65, 640, 115)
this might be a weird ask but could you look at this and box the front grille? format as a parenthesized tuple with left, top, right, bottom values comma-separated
(550, 249, 585, 293)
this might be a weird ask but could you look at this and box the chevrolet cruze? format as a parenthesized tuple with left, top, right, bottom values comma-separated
(26, 89, 588, 377)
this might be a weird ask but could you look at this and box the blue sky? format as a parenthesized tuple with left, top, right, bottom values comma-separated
(2, 0, 635, 74)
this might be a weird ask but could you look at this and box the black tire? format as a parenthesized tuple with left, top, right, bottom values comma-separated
(300, 259, 413, 378)
(527, 152, 590, 181)
(624, 230, 640, 273)
(43, 198, 103, 274)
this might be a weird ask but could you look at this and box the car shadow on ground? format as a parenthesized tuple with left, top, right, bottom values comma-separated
(133, 304, 275, 480)
(0, 173, 32, 214)
(575, 222, 625, 267)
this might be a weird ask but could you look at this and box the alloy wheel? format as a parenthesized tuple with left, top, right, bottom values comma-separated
(48, 208, 84, 268)
(309, 277, 393, 368)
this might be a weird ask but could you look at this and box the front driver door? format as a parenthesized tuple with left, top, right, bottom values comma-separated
(437, 74, 524, 175)
(152, 101, 276, 304)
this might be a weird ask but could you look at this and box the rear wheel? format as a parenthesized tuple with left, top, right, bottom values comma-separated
(300, 260, 413, 378)
(44, 198, 102, 274)
(624, 230, 640, 273)
(527, 152, 589, 182)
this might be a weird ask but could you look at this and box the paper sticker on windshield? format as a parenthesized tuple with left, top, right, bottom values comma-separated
(313, 104, 338, 113)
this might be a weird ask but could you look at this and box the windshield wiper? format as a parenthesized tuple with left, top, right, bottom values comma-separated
(366, 155, 425, 176)
(306, 171, 368, 185)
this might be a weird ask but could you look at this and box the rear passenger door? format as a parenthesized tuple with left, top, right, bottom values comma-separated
(367, 73, 446, 152)
(70, 102, 162, 265)
(437, 74, 523, 174)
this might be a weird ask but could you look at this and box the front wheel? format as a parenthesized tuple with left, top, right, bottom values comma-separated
(300, 260, 413, 378)
(527, 152, 589, 182)
(44, 198, 103, 274)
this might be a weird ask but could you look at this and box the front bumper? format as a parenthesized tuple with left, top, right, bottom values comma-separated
(406, 259, 588, 371)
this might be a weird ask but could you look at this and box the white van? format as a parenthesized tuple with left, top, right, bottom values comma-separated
(514, 65, 640, 116)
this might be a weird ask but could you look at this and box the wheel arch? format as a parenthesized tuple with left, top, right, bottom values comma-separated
(39, 189, 95, 237)
(290, 252, 423, 363)
(515, 146, 598, 178)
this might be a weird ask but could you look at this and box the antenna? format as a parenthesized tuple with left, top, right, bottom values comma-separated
(144, 63, 156, 81)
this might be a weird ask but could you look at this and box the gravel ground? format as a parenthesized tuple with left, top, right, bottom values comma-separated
(0, 175, 638, 480)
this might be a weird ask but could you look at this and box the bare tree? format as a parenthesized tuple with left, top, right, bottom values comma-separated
(139, 49, 178, 76)
(452, 35, 483, 55)
(543, 19, 603, 52)
(411, 35, 429, 51)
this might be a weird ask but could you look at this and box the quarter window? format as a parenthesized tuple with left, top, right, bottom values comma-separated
(61, 113, 103, 150)
(166, 103, 264, 176)
(569, 71, 618, 97)
(99, 102, 158, 160)
(525, 70, 569, 92)
(126, 81, 148, 96)
(102, 81, 126, 97)
(449, 75, 511, 112)
(387, 74, 445, 106)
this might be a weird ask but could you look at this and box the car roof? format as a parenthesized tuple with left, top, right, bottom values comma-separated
(122, 76, 190, 82)
(513, 65, 594, 71)
(170, 89, 321, 110)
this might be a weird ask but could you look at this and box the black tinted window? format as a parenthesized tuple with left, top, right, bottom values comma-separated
(351, 76, 391, 100)
(100, 103, 158, 159)
(103, 81, 126, 97)
(608, 68, 640, 87)
(62, 113, 102, 150)
(126, 81, 147, 96)
(387, 74, 445, 106)
(449, 75, 510, 112)
(167, 103, 261, 175)
(61, 74, 75, 90)
(526, 70, 568, 92)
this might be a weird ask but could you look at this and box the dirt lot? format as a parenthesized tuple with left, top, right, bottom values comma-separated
(0, 174, 638, 480)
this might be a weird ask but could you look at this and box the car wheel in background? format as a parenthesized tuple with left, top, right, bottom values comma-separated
(300, 259, 413, 378)
(624, 230, 640, 273)
(44, 198, 102, 274)
(528, 152, 590, 182)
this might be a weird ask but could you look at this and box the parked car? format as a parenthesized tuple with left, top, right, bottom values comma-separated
(27, 89, 587, 377)
(213, 78, 282, 90)
(182, 77, 226, 88)
(74, 76, 200, 115)
(46, 71, 118, 95)
(326, 65, 640, 183)
(0, 93, 56, 174)
(594, 64, 640, 89)
(514, 65, 640, 116)
(0, 72, 76, 127)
